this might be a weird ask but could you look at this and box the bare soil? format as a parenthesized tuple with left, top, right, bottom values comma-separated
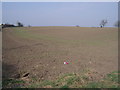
(2, 27, 118, 82)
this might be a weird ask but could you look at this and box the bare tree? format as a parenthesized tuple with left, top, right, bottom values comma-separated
(114, 21, 120, 27)
(17, 21, 24, 27)
(100, 20, 108, 28)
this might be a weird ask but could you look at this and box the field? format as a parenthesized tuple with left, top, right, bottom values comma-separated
(2, 27, 118, 88)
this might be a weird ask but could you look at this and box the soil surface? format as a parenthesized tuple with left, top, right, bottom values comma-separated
(2, 27, 118, 81)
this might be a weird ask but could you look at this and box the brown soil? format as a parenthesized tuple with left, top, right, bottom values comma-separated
(2, 27, 118, 81)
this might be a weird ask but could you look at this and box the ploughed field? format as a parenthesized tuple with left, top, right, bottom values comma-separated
(2, 27, 118, 88)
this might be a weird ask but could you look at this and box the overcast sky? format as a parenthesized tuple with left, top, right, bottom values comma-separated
(2, 2, 118, 27)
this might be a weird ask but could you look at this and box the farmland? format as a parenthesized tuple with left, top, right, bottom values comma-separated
(2, 27, 118, 88)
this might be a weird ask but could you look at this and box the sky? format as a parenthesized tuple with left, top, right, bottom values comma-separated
(2, 2, 118, 27)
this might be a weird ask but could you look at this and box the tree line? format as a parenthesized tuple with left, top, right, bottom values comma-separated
(2, 21, 24, 28)
(1, 20, 120, 28)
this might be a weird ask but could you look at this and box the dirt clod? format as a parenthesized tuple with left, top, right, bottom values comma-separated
(22, 73, 29, 77)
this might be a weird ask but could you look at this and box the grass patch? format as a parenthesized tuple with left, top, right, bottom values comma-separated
(3, 68, 119, 88)
(81, 82, 105, 88)
(40, 80, 56, 87)
(82, 71, 119, 88)
(106, 71, 119, 83)
(3, 79, 25, 88)
(60, 85, 69, 88)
